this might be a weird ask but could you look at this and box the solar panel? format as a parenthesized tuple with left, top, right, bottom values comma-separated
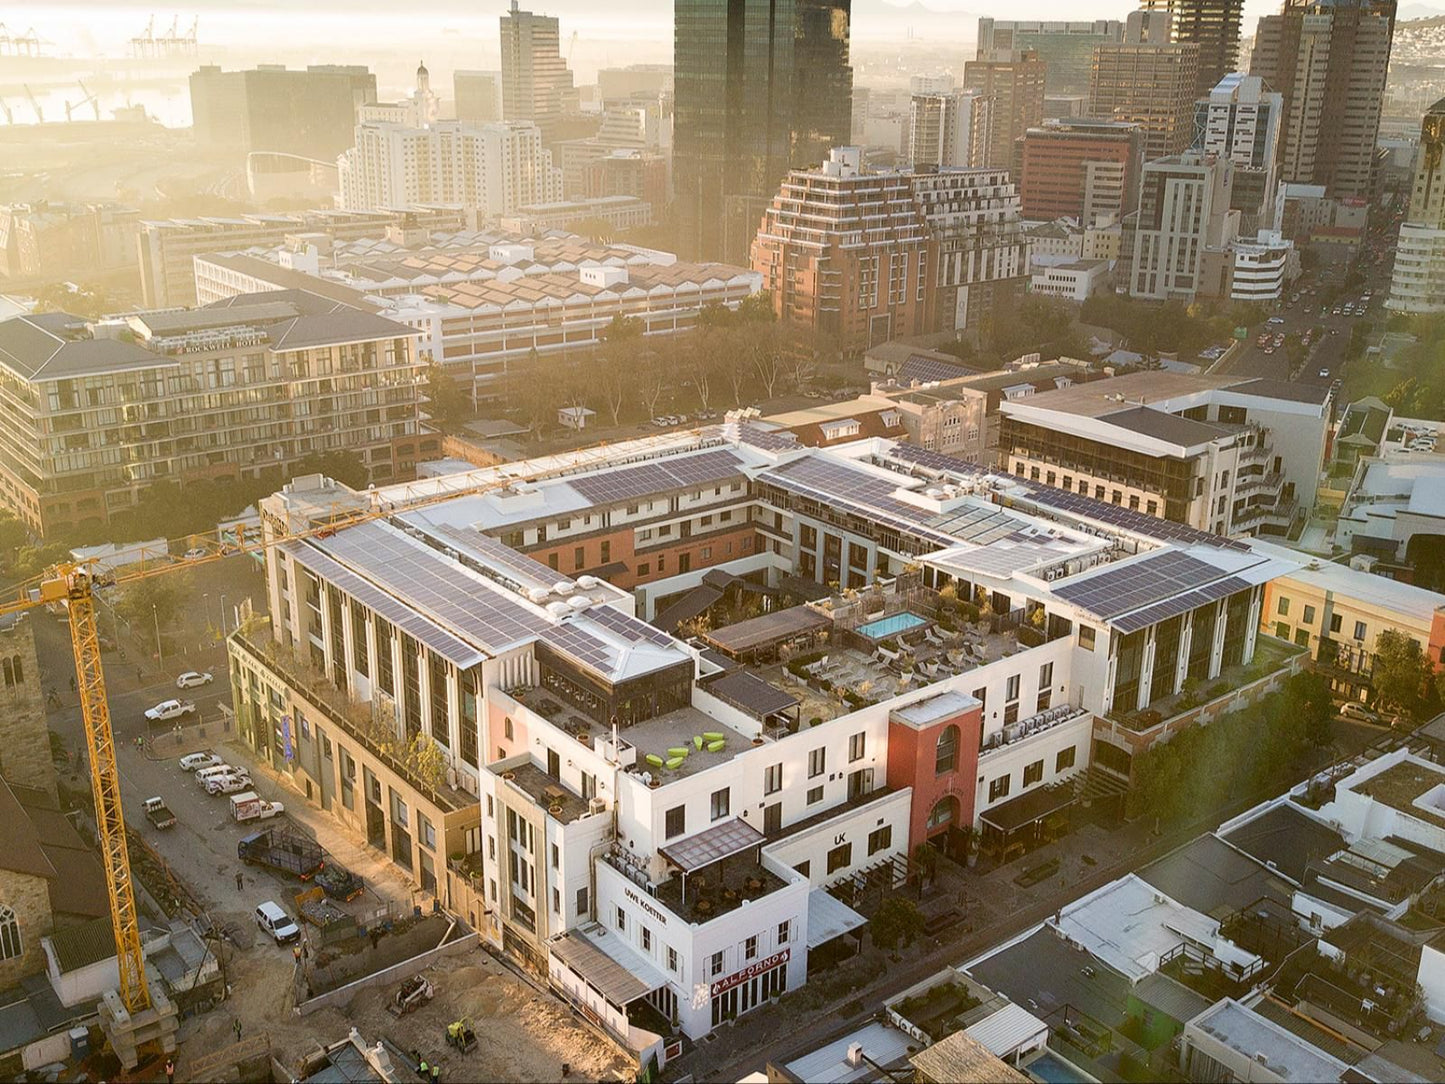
(1056, 551, 1244, 622)
(886, 443, 991, 478)
(282, 541, 484, 669)
(425, 521, 558, 592)
(568, 448, 744, 506)
(1020, 483, 1251, 552)
(540, 623, 617, 676)
(757, 455, 959, 549)
(1112, 576, 1251, 635)
(898, 355, 969, 385)
(737, 423, 799, 452)
(587, 604, 677, 648)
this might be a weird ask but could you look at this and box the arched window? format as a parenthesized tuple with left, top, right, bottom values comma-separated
(935, 725, 959, 774)
(926, 796, 956, 831)
(0, 905, 20, 961)
(503, 716, 514, 741)
(1, 658, 11, 687)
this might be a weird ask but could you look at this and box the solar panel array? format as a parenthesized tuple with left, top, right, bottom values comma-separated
(282, 541, 484, 669)
(539, 623, 619, 677)
(1019, 484, 1252, 552)
(758, 455, 958, 549)
(737, 423, 799, 452)
(1111, 575, 1250, 635)
(885, 443, 993, 478)
(898, 355, 969, 385)
(587, 604, 677, 648)
(927, 504, 1032, 546)
(321, 521, 549, 654)
(426, 521, 559, 592)
(1054, 551, 1227, 621)
(568, 448, 744, 505)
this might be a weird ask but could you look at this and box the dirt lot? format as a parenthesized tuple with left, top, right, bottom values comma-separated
(174, 948, 634, 1082)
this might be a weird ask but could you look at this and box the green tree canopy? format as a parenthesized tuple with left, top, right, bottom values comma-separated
(115, 572, 193, 633)
(870, 896, 926, 952)
(1371, 629, 1439, 724)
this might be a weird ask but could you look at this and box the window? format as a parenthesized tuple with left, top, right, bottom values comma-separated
(849, 732, 866, 762)
(764, 763, 782, 794)
(827, 843, 853, 874)
(808, 747, 826, 778)
(935, 725, 959, 774)
(867, 825, 892, 855)
(504, 716, 514, 741)
(1303, 605, 1316, 625)
(548, 553, 559, 571)
(778, 920, 790, 945)
(807, 785, 823, 805)
(637, 563, 650, 576)
(1275, 621, 1290, 639)
(989, 775, 1011, 802)
(1056, 746, 1077, 772)
(488, 835, 496, 860)
(551, 843, 559, 869)
(574, 546, 585, 570)
(1295, 627, 1310, 647)
(420, 815, 436, 851)
(710, 788, 730, 821)
(667, 946, 678, 972)
(665, 805, 686, 839)
(575, 887, 589, 916)
(1330, 613, 1342, 633)
(600, 540, 610, 563)
(0, 905, 18, 961)
(1354, 621, 1367, 640)
(1023, 760, 1044, 787)
(744, 935, 757, 960)
(1006, 675, 1020, 702)
(642, 926, 652, 951)
(553, 888, 561, 914)
(1080, 625, 1096, 651)
(710, 951, 724, 977)
(1039, 662, 1053, 689)
(616, 907, 626, 931)
(794, 860, 810, 879)
(1277, 597, 1290, 616)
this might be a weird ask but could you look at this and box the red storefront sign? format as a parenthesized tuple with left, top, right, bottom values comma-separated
(709, 948, 790, 998)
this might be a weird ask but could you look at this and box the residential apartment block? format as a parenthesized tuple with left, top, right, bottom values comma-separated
(1018, 119, 1144, 223)
(751, 148, 1028, 352)
(1142, 0, 1246, 97)
(0, 291, 429, 535)
(0, 203, 139, 281)
(1088, 14, 1203, 161)
(499, 0, 578, 144)
(189, 64, 377, 161)
(998, 370, 1330, 536)
(1388, 97, 1445, 315)
(135, 207, 466, 308)
(962, 50, 1047, 173)
(336, 119, 563, 218)
(1194, 72, 1285, 232)
(909, 91, 992, 171)
(193, 230, 759, 400)
(1129, 151, 1239, 301)
(228, 424, 1300, 1060)
(1250, 0, 1397, 199)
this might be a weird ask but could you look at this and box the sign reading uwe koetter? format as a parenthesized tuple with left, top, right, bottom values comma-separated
(709, 948, 790, 998)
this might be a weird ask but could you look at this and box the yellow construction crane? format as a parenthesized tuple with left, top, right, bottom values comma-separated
(0, 435, 687, 1058)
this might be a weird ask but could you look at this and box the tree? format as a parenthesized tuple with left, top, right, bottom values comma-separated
(638, 356, 668, 421)
(600, 314, 644, 342)
(424, 361, 471, 430)
(870, 897, 925, 952)
(748, 325, 785, 400)
(115, 573, 192, 637)
(1372, 629, 1438, 723)
(689, 340, 716, 414)
(0, 513, 28, 564)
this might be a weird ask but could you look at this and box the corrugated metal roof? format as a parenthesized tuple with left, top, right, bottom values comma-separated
(962, 1002, 1049, 1058)
(807, 889, 867, 949)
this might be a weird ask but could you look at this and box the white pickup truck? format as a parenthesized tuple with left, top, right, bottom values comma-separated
(230, 791, 285, 823)
(144, 698, 196, 723)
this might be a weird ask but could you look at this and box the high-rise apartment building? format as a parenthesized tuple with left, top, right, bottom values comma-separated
(499, 0, 577, 144)
(1019, 118, 1145, 222)
(909, 91, 992, 170)
(976, 19, 1125, 97)
(1089, 13, 1202, 161)
(751, 147, 1027, 351)
(1194, 72, 1284, 232)
(674, 0, 852, 263)
(454, 70, 503, 125)
(1142, 0, 1245, 96)
(189, 64, 376, 160)
(1130, 151, 1239, 300)
(1388, 98, 1445, 314)
(962, 49, 1047, 172)
(337, 120, 562, 217)
(1249, 0, 1397, 199)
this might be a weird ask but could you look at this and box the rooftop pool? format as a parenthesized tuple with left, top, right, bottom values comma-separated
(1023, 1051, 1097, 1084)
(857, 611, 928, 641)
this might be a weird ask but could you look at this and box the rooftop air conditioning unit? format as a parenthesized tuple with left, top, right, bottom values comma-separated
(845, 1044, 864, 1068)
(568, 595, 592, 610)
(589, 797, 607, 814)
(553, 581, 575, 595)
(576, 575, 601, 589)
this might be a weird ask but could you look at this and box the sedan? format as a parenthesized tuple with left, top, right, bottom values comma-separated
(1318, 368, 1331, 378)
(176, 671, 214, 689)
(179, 751, 222, 772)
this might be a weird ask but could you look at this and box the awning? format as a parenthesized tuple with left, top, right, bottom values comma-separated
(807, 888, 867, 949)
(548, 924, 668, 1007)
(963, 1002, 1050, 1058)
(660, 817, 764, 873)
(702, 668, 799, 720)
(979, 783, 1076, 835)
(702, 605, 831, 656)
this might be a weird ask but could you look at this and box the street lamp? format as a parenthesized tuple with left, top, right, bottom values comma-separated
(219, 593, 228, 637)
(152, 603, 163, 665)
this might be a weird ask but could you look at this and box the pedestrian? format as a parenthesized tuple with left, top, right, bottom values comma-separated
(292, 944, 301, 963)
(69, 675, 76, 691)
(418, 1058, 429, 1081)
(165, 1058, 175, 1084)
(135, 666, 142, 683)
(235, 872, 244, 892)
(430, 1064, 439, 1084)
(233, 1018, 242, 1042)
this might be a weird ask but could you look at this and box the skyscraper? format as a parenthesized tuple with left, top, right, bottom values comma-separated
(674, 0, 852, 263)
(1250, 0, 1397, 199)
(962, 49, 1047, 173)
(1019, 118, 1145, 222)
(1388, 98, 1445, 314)
(454, 71, 503, 125)
(909, 90, 992, 170)
(1130, 152, 1238, 300)
(1194, 73, 1284, 231)
(189, 64, 376, 160)
(1089, 12, 1202, 162)
(976, 19, 1125, 98)
(1141, 0, 1245, 96)
(499, 0, 577, 144)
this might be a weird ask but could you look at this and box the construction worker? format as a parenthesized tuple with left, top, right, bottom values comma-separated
(233, 1018, 242, 1042)
(417, 1057, 429, 1081)
(165, 1057, 175, 1084)
(447, 1021, 461, 1047)
(430, 1065, 439, 1084)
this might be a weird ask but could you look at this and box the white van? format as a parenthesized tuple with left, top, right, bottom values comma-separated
(205, 772, 252, 795)
(255, 900, 300, 944)
(195, 764, 238, 787)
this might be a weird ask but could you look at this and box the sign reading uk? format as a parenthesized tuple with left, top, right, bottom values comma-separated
(709, 948, 790, 998)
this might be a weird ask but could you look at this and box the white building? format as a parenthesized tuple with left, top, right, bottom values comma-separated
(1029, 258, 1108, 300)
(1389, 98, 1445, 315)
(1229, 230, 1295, 302)
(909, 91, 993, 170)
(1194, 72, 1284, 231)
(1130, 152, 1240, 302)
(337, 119, 563, 218)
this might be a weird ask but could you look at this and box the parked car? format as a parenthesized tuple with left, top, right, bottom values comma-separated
(196, 764, 241, 787)
(176, 671, 213, 689)
(206, 772, 253, 796)
(1318, 368, 1330, 378)
(143, 797, 176, 830)
(255, 900, 301, 944)
(230, 791, 285, 822)
(145, 699, 195, 722)
(179, 751, 222, 772)
(1339, 702, 1379, 724)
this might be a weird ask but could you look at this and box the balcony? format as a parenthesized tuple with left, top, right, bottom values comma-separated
(230, 628, 471, 813)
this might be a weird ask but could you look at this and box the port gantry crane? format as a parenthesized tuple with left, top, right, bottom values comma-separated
(0, 434, 674, 1063)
